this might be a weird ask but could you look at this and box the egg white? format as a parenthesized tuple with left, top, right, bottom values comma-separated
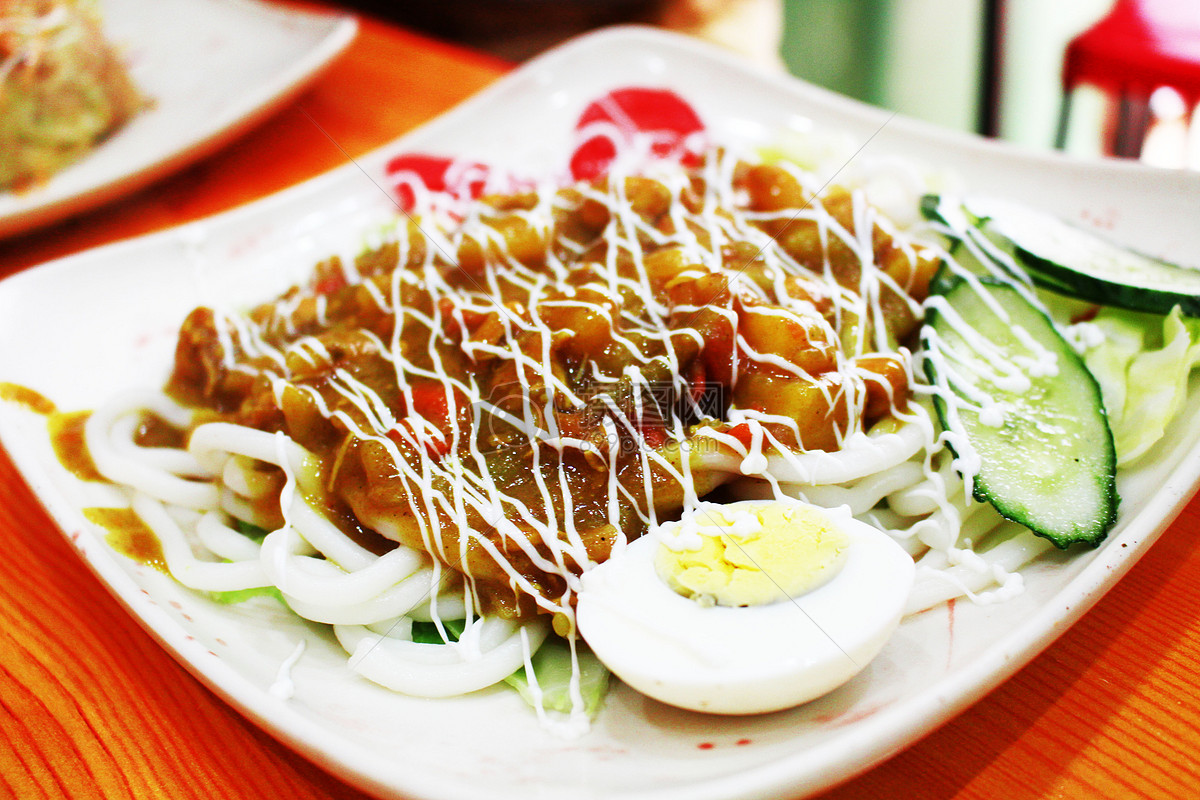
(575, 501, 915, 714)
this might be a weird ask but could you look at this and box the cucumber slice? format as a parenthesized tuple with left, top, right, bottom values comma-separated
(922, 276, 1118, 548)
(923, 193, 1200, 316)
(922, 194, 1042, 289)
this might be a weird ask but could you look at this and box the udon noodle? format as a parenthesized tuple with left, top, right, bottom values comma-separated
(83, 145, 1057, 715)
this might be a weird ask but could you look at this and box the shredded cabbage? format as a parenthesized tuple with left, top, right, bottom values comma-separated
(1082, 306, 1200, 465)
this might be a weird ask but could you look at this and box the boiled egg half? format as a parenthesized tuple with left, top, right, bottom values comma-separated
(575, 498, 915, 714)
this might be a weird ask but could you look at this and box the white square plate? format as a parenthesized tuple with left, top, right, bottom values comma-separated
(0, 0, 357, 238)
(2, 26, 1200, 800)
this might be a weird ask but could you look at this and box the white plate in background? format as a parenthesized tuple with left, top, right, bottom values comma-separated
(2, 26, 1200, 800)
(0, 0, 357, 239)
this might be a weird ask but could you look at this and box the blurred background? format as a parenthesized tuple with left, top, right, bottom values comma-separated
(348, 0, 1199, 170)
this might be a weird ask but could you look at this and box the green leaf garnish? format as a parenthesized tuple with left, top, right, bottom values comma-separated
(505, 636, 610, 717)
(235, 519, 270, 542)
(208, 585, 284, 605)
(410, 618, 467, 644)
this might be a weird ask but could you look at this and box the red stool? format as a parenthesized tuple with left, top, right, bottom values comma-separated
(1054, 0, 1200, 158)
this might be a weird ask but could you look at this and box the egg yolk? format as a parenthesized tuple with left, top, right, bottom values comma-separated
(654, 503, 849, 607)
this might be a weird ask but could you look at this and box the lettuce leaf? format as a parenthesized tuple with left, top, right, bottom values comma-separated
(504, 636, 610, 718)
(1083, 306, 1200, 465)
(410, 618, 466, 644)
(208, 585, 284, 605)
(206, 522, 278, 604)
(235, 520, 270, 541)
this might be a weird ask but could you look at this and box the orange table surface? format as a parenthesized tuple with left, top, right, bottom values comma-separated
(2, 7, 1199, 800)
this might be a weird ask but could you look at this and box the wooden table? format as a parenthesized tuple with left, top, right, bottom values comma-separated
(2, 5, 1198, 799)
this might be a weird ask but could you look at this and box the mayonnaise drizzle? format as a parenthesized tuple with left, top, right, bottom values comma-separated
(197, 148, 950, 629)
(269, 639, 307, 700)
